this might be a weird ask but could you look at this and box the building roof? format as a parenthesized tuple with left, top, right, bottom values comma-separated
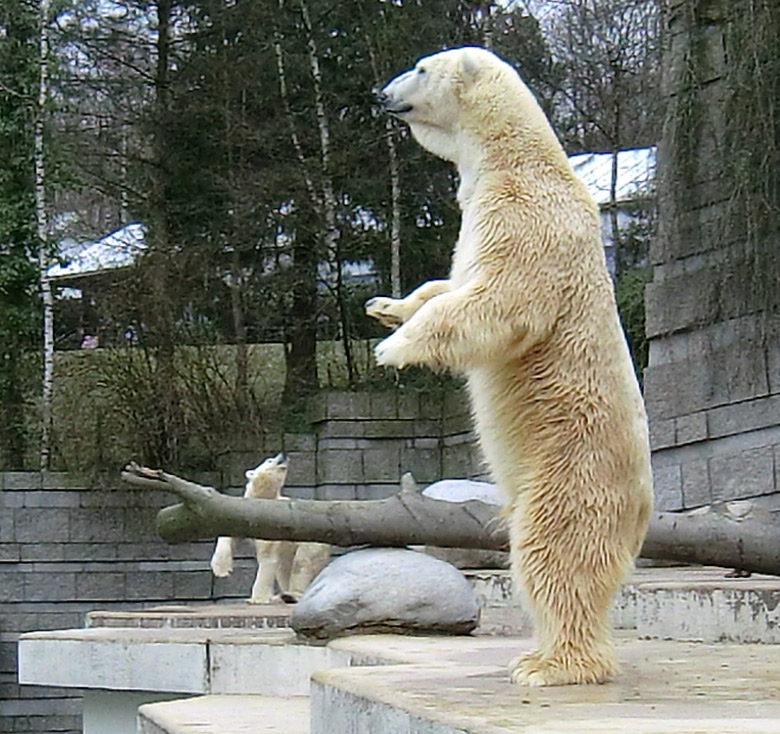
(48, 223, 146, 280)
(569, 147, 656, 206)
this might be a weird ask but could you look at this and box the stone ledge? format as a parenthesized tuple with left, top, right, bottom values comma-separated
(138, 695, 310, 734)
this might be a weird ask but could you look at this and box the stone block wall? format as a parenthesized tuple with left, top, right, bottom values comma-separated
(645, 0, 780, 513)
(0, 388, 483, 733)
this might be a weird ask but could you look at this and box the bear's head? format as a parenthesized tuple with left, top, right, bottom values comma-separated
(245, 452, 288, 499)
(379, 46, 554, 166)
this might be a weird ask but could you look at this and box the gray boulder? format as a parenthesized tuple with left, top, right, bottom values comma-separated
(291, 547, 480, 639)
(422, 478, 506, 507)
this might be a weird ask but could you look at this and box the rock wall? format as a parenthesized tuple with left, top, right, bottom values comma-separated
(644, 0, 780, 513)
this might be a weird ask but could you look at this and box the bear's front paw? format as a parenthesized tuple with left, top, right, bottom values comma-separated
(365, 296, 405, 329)
(210, 552, 233, 578)
(374, 331, 418, 369)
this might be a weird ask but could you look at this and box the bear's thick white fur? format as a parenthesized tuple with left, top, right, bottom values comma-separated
(368, 47, 653, 686)
(210, 454, 330, 604)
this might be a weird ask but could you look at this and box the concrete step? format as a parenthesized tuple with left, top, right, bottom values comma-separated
(468, 566, 780, 642)
(87, 603, 293, 630)
(311, 635, 780, 734)
(138, 696, 309, 734)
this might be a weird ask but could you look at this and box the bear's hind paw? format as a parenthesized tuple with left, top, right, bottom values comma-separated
(508, 650, 617, 687)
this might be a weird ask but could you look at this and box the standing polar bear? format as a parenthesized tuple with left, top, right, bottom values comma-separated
(367, 47, 653, 686)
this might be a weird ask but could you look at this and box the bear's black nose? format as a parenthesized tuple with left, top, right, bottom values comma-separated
(374, 87, 389, 106)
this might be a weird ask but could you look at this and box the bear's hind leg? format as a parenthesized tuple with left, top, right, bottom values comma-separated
(509, 543, 626, 686)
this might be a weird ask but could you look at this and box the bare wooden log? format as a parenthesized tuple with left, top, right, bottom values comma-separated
(122, 464, 504, 550)
(121, 464, 780, 575)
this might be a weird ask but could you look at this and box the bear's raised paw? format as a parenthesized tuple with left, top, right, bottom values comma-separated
(365, 296, 405, 329)
(508, 650, 618, 687)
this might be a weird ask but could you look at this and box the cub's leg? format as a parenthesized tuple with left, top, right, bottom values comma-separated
(365, 279, 451, 329)
(210, 536, 235, 577)
(249, 539, 281, 604)
(287, 542, 331, 599)
(274, 541, 297, 600)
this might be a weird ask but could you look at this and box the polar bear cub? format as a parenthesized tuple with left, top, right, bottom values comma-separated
(368, 47, 653, 686)
(210, 453, 330, 604)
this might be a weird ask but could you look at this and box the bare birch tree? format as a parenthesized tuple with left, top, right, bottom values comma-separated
(35, 0, 53, 471)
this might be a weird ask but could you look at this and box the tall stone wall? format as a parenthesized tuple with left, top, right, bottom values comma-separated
(0, 389, 483, 734)
(645, 0, 780, 512)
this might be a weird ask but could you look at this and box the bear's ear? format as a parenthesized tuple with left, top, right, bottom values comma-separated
(458, 47, 483, 82)
(245, 469, 255, 480)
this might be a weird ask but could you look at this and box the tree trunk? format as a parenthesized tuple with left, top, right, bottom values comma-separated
(274, 1, 319, 407)
(35, 0, 52, 471)
(299, 0, 355, 386)
(122, 465, 780, 576)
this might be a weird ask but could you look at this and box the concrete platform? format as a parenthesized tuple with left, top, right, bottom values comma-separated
(312, 635, 780, 734)
(18, 626, 350, 696)
(138, 696, 309, 734)
(87, 603, 293, 630)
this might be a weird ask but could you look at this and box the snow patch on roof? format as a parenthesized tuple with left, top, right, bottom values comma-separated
(570, 147, 656, 206)
(48, 223, 147, 279)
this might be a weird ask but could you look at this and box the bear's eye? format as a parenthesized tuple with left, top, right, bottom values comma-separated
(417, 67, 426, 75)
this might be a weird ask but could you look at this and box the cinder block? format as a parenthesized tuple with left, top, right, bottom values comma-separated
(362, 447, 401, 483)
(316, 450, 363, 484)
(0, 544, 20, 563)
(125, 571, 174, 601)
(400, 448, 440, 484)
(356, 484, 398, 500)
(285, 451, 316, 486)
(317, 420, 365, 439)
(172, 570, 212, 600)
(413, 419, 440, 438)
(14, 509, 69, 544)
(283, 486, 315, 500)
(69, 508, 125, 544)
(707, 395, 780, 439)
(22, 491, 80, 509)
(325, 392, 371, 419)
(0, 573, 23, 602)
(315, 484, 357, 501)
(63, 543, 118, 562)
(681, 459, 711, 508)
(709, 445, 775, 501)
(652, 463, 683, 511)
(23, 572, 76, 602)
(283, 433, 316, 452)
(18, 544, 65, 562)
(675, 413, 707, 445)
(369, 391, 398, 419)
(3, 473, 42, 490)
(362, 420, 413, 439)
(649, 417, 676, 450)
(396, 393, 420, 419)
(75, 572, 126, 601)
(41, 472, 92, 490)
(442, 445, 473, 479)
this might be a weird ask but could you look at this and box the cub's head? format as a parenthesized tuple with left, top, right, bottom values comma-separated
(245, 453, 288, 499)
(378, 46, 549, 164)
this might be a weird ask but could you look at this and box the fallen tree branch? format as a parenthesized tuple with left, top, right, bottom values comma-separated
(122, 464, 503, 550)
(121, 464, 780, 576)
